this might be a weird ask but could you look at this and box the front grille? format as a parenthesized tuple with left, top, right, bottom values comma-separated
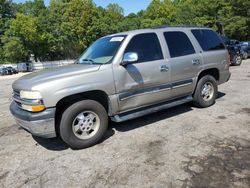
(13, 90, 22, 108)
(13, 90, 20, 98)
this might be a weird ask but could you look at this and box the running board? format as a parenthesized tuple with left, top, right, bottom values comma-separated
(111, 95, 193, 123)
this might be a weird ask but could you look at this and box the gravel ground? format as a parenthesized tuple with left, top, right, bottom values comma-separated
(0, 61, 250, 188)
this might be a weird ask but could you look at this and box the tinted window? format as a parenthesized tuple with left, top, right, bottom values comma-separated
(164, 31, 195, 58)
(192, 29, 225, 51)
(125, 33, 163, 62)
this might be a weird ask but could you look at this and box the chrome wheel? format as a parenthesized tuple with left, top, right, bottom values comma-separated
(201, 82, 214, 101)
(235, 56, 242, 65)
(72, 111, 100, 140)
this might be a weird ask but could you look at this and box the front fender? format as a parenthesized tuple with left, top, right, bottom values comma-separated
(32, 65, 116, 107)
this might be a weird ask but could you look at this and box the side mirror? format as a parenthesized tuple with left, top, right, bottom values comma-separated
(121, 52, 138, 66)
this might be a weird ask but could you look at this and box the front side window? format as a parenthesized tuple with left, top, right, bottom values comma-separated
(164, 31, 195, 58)
(191, 29, 225, 51)
(77, 35, 126, 64)
(125, 33, 163, 63)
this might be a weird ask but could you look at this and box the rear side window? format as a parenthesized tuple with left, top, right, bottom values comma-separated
(191, 29, 225, 51)
(163, 31, 195, 58)
(125, 33, 163, 63)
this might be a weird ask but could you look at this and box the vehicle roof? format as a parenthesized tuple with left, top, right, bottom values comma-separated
(109, 25, 211, 37)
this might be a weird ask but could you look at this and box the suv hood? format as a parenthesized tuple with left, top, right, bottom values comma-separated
(13, 64, 101, 90)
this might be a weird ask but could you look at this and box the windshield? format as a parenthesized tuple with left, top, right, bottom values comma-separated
(76, 35, 126, 64)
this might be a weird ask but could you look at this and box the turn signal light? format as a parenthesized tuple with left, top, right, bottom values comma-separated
(31, 105, 45, 112)
(22, 104, 45, 112)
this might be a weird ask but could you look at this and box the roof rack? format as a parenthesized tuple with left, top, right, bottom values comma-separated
(152, 25, 207, 29)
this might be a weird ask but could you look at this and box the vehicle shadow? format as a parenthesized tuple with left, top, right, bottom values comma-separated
(112, 91, 226, 132)
(32, 136, 69, 151)
(111, 103, 193, 132)
(32, 127, 115, 151)
(217, 91, 226, 99)
(33, 91, 226, 150)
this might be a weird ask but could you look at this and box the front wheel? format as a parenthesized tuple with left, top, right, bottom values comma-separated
(59, 100, 108, 149)
(193, 75, 218, 108)
(232, 55, 242, 66)
(242, 52, 248, 60)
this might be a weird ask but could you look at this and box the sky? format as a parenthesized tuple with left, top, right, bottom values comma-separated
(13, 0, 152, 15)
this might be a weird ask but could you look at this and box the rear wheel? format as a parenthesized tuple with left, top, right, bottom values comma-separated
(59, 100, 108, 149)
(193, 75, 218, 108)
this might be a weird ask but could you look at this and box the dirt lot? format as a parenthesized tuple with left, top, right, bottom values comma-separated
(0, 61, 250, 188)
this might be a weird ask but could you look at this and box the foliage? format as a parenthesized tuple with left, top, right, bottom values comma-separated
(2, 37, 28, 63)
(0, 0, 249, 63)
(2, 13, 39, 62)
(141, 0, 176, 27)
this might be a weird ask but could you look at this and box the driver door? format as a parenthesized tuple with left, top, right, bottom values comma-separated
(113, 32, 171, 112)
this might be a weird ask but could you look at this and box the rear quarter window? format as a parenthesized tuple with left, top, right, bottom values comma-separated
(191, 29, 225, 51)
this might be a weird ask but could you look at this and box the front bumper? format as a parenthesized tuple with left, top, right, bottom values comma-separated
(10, 102, 56, 138)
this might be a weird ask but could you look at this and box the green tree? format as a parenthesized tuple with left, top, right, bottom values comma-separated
(1, 0, 249, 64)
(61, 0, 98, 58)
(173, 0, 250, 40)
(87, 7, 113, 40)
(2, 37, 28, 63)
(105, 3, 124, 33)
(35, 0, 67, 60)
(0, 0, 13, 63)
(141, 0, 176, 27)
(13, 0, 45, 16)
(2, 13, 39, 62)
(223, 0, 250, 40)
(118, 13, 141, 31)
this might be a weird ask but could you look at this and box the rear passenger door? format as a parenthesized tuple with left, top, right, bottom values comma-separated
(163, 31, 202, 98)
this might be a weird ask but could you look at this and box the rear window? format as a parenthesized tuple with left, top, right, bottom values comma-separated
(191, 29, 225, 51)
(164, 31, 195, 58)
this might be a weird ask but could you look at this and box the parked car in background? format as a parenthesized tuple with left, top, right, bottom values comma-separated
(6, 66, 18, 74)
(240, 42, 250, 59)
(0, 67, 8, 75)
(6, 67, 13, 75)
(221, 36, 242, 66)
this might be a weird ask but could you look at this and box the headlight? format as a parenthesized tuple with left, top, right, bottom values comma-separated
(19, 90, 45, 112)
(20, 91, 42, 99)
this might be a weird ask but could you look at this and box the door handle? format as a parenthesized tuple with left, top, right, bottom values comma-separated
(160, 65, 169, 72)
(192, 59, 200, 65)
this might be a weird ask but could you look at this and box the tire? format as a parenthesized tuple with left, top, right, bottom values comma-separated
(193, 75, 218, 108)
(243, 52, 248, 60)
(232, 55, 242, 66)
(59, 100, 108, 149)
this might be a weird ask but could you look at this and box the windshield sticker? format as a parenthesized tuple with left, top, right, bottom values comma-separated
(110, 37, 124, 42)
